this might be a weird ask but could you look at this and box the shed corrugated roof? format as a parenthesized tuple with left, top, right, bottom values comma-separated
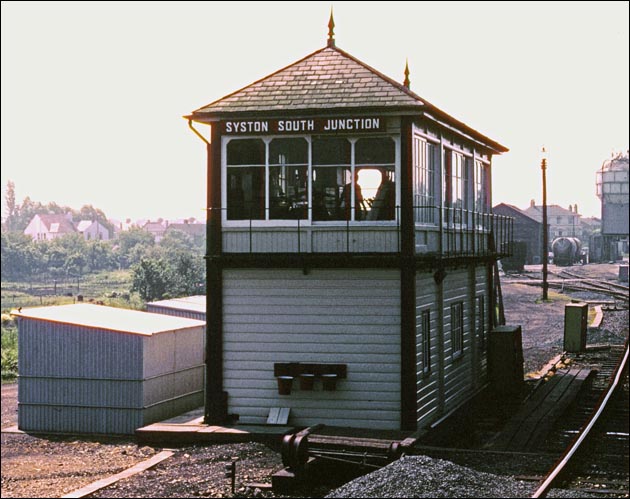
(13, 304, 206, 335)
(147, 295, 206, 313)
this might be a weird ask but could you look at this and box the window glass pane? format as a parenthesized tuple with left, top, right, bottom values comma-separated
(312, 137, 351, 165)
(268, 138, 308, 219)
(269, 166, 308, 219)
(312, 138, 351, 221)
(226, 139, 265, 220)
(227, 167, 265, 220)
(227, 139, 265, 165)
(269, 138, 308, 165)
(363, 167, 396, 220)
(414, 137, 437, 224)
(451, 302, 464, 357)
(355, 137, 395, 164)
(356, 138, 396, 221)
(312, 166, 352, 221)
(422, 309, 431, 374)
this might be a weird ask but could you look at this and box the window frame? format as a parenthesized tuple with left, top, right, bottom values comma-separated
(451, 301, 464, 359)
(420, 309, 431, 376)
(222, 134, 400, 226)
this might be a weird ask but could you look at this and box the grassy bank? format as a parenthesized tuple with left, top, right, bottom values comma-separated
(1, 269, 143, 381)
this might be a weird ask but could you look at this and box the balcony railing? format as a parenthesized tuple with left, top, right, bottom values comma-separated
(212, 206, 513, 258)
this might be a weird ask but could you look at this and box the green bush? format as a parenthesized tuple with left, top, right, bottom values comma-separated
(1, 323, 18, 381)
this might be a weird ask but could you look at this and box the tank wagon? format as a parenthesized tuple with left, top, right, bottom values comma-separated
(552, 236, 582, 266)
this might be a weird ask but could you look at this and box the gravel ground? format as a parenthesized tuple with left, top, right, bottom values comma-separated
(326, 455, 602, 498)
(2, 262, 627, 498)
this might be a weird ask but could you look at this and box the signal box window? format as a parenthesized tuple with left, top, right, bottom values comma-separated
(227, 139, 265, 220)
(269, 138, 308, 219)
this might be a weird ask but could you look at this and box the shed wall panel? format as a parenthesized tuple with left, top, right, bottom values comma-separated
(16, 305, 206, 435)
(18, 321, 143, 379)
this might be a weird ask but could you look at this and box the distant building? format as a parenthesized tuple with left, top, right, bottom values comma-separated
(24, 214, 110, 242)
(493, 203, 542, 265)
(142, 220, 168, 243)
(164, 222, 206, 244)
(595, 151, 629, 260)
(76, 220, 110, 241)
(109, 218, 137, 238)
(580, 216, 601, 241)
(23, 213, 76, 241)
(524, 201, 582, 240)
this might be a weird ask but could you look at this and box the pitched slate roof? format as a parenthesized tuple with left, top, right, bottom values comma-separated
(191, 46, 421, 115)
(493, 203, 541, 224)
(36, 214, 77, 234)
(187, 43, 507, 153)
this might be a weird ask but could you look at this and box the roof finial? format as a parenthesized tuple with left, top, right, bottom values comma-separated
(403, 59, 410, 89)
(327, 7, 335, 47)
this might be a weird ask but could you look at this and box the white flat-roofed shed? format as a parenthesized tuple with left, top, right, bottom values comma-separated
(146, 295, 206, 321)
(15, 303, 206, 435)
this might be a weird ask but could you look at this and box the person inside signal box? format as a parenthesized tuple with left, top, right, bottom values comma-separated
(339, 171, 365, 221)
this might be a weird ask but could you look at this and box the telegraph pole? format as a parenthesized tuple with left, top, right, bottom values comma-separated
(541, 147, 549, 301)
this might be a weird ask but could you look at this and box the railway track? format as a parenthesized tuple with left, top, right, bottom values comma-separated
(504, 267, 629, 305)
(532, 343, 629, 498)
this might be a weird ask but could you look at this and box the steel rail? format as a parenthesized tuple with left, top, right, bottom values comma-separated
(531, 342, 629, 498)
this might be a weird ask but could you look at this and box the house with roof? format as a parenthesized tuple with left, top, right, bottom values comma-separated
(524, 201, 582, 241)
(493, 203, 542, 266)
(76, 220, 110, 241)
(185, 16, 512, 432)
(23, 213, 77, 241)
(142, 220, 168, 243)
(165, 222, 206, 244)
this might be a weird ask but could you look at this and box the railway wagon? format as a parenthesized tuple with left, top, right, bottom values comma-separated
(185, 16, 513, 432)
(552, 236, 582, 266)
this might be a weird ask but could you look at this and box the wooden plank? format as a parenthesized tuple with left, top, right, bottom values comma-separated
(61, 450, 174, 498)
(490, 368, 592, 451)
(267, 408, 290, 425)
(523, 368, 592, 451)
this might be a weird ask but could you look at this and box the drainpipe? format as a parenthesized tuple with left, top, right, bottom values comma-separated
(187, 119, 227, 425)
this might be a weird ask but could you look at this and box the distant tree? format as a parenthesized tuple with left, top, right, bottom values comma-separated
(170, 253, 205, 296)
(44, 234, 88, 277)
(115, 227, 154, 268)
(131, 257, 170, 302)
(86, 239, 116, 272)
(12, 196, 43, 232)
(0, 231, 38, 279)
(4, 181, 16, 231)
(159, 230, 196, 258)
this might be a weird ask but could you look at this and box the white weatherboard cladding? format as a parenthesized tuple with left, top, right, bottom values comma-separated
(476, 266, 489, 383)
(223, 269, 402, 429)
(415, 273, 439, 428)
(442, 269, 475, 413)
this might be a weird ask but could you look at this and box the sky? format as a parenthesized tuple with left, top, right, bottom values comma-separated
(1, 1, 628, 222)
